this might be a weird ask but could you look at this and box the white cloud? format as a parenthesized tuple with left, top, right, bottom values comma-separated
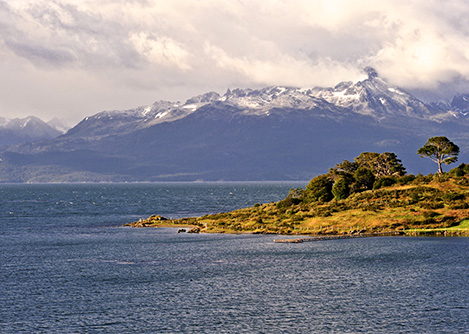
(366, 0, 469, 89)
(204, 42, 363, 88)
(1, 0, 469, 122)
(129, 32, 191, 70)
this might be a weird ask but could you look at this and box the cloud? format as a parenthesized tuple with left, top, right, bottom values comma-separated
(5, 40, 76, 67)
(129, 32, 191, 70)
(204, 42, 363, 88)
(367, 0, 469, 89)
(1, 0, 469, 121)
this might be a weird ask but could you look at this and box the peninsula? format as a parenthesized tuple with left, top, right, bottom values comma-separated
(126, 142, 469, 237)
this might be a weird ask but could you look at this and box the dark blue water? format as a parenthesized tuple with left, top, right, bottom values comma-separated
(1, 183, 468, 333)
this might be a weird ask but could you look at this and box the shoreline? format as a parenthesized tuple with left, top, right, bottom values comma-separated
(124, 220, 469, 238)
(274, 230, 469, 243)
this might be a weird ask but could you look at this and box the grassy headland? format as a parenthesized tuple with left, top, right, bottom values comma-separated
(127, 147, 469, 236)
(126, 172, 469, 236)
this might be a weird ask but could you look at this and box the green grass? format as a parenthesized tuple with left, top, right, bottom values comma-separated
(450, 219, 469, 229)
(403, 219, 469, 234)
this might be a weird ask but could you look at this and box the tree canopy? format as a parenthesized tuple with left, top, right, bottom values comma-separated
(417, 136, 459, 174)
(303, 151, 407, 202)
(329, 152, 405, 181)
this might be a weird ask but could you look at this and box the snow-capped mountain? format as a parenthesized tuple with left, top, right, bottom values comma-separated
(65, 67, 459, 142)
(450, 94, 469, 115)
(0, 117, 9, 127)
(1, 68, 468, 182)
(307, 67, 439, 119)
(0, 116, 62, 146)
(211, 67, 438, 119)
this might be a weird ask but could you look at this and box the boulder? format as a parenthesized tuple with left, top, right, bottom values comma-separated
(187, 227, 201, 233)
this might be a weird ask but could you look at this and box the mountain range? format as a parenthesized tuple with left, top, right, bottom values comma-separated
(1, 67, 468, 182)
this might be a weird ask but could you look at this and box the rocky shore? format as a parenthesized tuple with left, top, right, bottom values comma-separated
(124, 215, 202, 233)
(125, 214, 468, 238)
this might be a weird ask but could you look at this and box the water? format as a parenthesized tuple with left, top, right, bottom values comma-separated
(1, 183, 468, 333)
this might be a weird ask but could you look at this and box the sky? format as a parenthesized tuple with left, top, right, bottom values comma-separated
(1, 0, 469, 124)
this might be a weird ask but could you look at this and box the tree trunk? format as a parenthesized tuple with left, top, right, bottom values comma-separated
(438, 162, 443, 174)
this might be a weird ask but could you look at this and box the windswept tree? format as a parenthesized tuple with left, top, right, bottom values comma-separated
(418, 136, 460, 174)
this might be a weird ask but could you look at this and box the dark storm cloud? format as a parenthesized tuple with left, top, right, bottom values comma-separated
(5, 40, 76, 66)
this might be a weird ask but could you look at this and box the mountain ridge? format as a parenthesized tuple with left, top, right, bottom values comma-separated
(62, 68, 463, 143)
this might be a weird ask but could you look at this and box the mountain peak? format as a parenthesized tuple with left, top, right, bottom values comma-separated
(185, 91, 220, 104)
(364, 67, 379, 79)
(0, 115, 62, 146)
(450, 93, 469, 112)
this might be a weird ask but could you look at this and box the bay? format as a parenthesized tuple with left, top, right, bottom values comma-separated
(1, 183, 468, 333)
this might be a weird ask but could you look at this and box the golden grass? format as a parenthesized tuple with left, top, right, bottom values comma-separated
(127, 175, 469, 236)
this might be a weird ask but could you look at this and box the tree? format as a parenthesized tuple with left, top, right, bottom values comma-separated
(353, 167, 375, 191)
(305, 174, 333, 202)
(373, 152, 406, 177)
(354, 152, 380, 171)
(417, 136, 460, 174)
(354, 152, 406, 178)
(329, 159, 358, 180)
(327, 151, 406, 195)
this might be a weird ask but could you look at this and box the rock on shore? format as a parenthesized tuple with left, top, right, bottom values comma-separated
(124, 215, 168, 227)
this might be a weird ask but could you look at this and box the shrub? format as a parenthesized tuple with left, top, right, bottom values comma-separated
(410, 192, 420, 203)
(332, 178, 350, 200)
(449, 163, 469, 177)
(422, 210, 439, 218)
(443, 192, 464, 202)
(450, 167, 465, 177)
(305, 174, 333, 202)
(457, 178, 469, 186)
(414, 174, 433, 184)
(276, 188, 304, 209)
(433, 173, 450, 182)
(396, 174, 416, 185)
(420, 201, 444, 209)
(373, 176, 396, 190)
(449, 202, 469, 210)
